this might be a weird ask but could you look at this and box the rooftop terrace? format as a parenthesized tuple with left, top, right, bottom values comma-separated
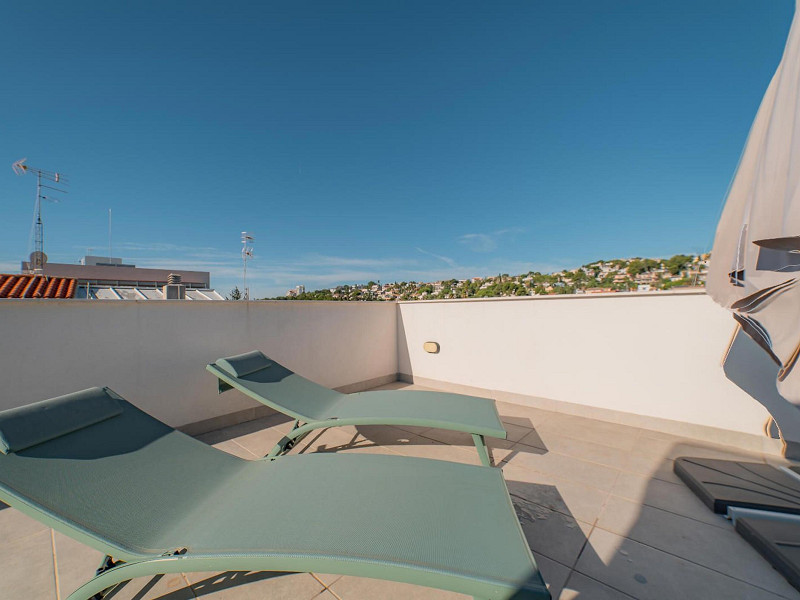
(0, 291, 795, 599)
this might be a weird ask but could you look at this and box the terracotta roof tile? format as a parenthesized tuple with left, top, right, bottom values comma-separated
(0, 275, 77, 299)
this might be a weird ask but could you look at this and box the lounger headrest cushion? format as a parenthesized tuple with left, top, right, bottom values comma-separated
(216, 350, 273, 378)
(0, 387, 123, 454)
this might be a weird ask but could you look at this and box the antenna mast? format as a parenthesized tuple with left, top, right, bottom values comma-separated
(12, 158, 68, 274)
(241, 231, 254, 300)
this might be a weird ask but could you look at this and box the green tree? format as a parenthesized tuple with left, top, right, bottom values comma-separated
(627, 260, 646, 276)
(228, 286, 242, 301)
(666, 254, 693, 275)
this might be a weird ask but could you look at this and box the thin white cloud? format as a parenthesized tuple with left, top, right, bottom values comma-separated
(459, 233, 496, 252)
(415, 247, 457, 268)
(458, 227, 525, 253)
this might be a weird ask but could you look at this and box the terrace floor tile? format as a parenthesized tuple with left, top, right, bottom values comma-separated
(186, 571, 323, 599)
(576, 527, 800, 600)
(329, 575, 468, 599)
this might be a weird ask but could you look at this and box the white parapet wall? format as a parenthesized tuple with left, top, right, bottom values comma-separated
(0, 292, 784, 450)
(0, 300, 397, 432)
(397, 291, 777, 449)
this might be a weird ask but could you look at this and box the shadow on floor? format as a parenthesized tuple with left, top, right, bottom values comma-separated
(104, 571, 292, 600)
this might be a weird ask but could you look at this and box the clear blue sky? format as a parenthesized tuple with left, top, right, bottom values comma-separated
(0, 1, 794, 297)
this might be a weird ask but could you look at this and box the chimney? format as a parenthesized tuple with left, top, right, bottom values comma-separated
(163, 273, 186, 300)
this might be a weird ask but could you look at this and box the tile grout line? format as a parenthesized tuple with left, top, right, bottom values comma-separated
(558, 519, 598, 600)
(51, 528, 61, 600)
(557, 470, 618, 599)
(587, 521, 797, 598)
(605, 491, 734, 531)
(564, 569, 640, 600)
(310, 573, 344, 600)
(180, 573, 198, 598)
(230, 438, 261, 458)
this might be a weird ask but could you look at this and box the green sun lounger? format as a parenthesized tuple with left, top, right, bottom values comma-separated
(0, 388, 549, 600)
(207, 350, 506, 466)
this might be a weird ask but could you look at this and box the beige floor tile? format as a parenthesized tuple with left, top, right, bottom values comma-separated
(539, 414, 643, 452)
(187, 571, 323, 599)
(635, 433, 767, 464)
(329, 575, 468, 599)
(487, 436, 539, 464)
(513, 492, 594, 567)
(293, 426, 374, 456)
(495, 401, 557, 427)
(53, 531, 104, 599)
(344, 424, 449, 455)
(596, 495, 799, 597)
(391, 424, 434, 436)
(559, 572, 635, 599)
(503, 446, 622, 491)
(367, 381, 415, 391)
(389, 437, 481, 465)
(416, 428, 481, 447)
(503, 463, 610, 525)
(504, 421, 537, 443)
(518, 427, 548, 450)
(311, 572, 343, 587)
(211, 439, 260, 459)
(610, 471, 729, 528)
(576, 527, 799, 600)
(0, 530, 56, 600)
(195, 413, 293, 446)
(105, 574, 195, 600)
(227, 421, 296, 457)
(526, 430, 631, 470)
(0, 505, 49, 544)
(533, 553, 571, 599)
(623, 453, 682, 484)
(414, 428, 522, 465)
(313, 591, 341, 600)
(662, 441, 767, 463)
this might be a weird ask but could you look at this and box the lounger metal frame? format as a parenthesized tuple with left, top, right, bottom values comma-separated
(207, 363, 496, 466)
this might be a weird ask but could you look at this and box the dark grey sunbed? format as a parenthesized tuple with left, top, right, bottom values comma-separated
(207, 350, 506, 465)
(0, 387, 549, 600)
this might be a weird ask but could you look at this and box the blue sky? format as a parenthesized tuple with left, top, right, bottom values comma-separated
(0, 1, 794, 297)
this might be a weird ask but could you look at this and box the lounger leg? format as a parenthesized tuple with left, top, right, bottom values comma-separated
(471, 434, 491, 467)
(266, 420, 331, 458)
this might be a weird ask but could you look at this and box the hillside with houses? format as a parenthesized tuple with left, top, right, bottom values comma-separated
(273, 254, 709, 301)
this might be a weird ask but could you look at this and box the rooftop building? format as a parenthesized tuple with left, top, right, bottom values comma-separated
(10, 255, 223, 300)
(22, 255, 211, 289)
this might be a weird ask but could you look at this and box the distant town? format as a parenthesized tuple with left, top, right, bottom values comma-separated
(268, 253, 709, 302)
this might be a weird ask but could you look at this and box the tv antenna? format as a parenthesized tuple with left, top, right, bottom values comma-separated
(12, 158, 68, 274)
(241, 231, 254, 300)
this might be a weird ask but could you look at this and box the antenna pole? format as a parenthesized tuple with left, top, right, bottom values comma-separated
(34, 171, 43, 273)
(241, 232, 254, 301)
(12, 158, 67, 274)
(108, 209, 112, 261)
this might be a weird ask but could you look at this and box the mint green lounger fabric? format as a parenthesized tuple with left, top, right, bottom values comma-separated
(208, 350, 506, 439)
(0, 388, 549, 600)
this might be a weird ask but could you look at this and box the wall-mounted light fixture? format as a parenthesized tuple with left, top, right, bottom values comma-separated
(423, 341, 440, 354)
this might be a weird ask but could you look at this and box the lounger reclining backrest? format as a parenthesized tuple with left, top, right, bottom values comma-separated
(210, 351, 343, 421)
(0, 387, 244, 559)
